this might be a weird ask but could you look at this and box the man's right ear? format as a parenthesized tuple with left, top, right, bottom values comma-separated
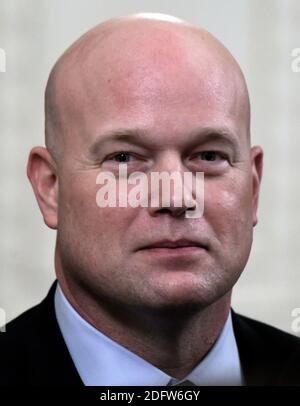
(27, 146, 58, 230)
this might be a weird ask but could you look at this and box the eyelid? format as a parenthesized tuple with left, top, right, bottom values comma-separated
(105, 150, 145, 162)
(104, 150, 231, 166)
(191, 150, 228, 160)
(188, 151, 234, 173)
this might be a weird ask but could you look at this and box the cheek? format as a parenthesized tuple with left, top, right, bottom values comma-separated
(204, 176, 254, 241)
(59, 176, 137, 249)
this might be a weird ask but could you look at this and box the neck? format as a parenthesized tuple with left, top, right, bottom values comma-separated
(57, 274, 231, 379)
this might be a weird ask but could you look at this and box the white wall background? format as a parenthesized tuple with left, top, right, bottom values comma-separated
(0, 0, 299, 334)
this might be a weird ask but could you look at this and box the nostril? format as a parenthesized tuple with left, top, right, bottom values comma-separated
(158, 208, 170, 214)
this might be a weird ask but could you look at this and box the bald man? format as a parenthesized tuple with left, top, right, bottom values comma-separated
(0, 13, 299, 387)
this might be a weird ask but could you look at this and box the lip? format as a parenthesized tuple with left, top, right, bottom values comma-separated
(141, 246, 204, 256)
(138, 239, 207, 250)
(138, 244, 206, 260)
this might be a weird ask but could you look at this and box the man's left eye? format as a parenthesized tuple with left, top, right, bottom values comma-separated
(197, 151, 224, 161)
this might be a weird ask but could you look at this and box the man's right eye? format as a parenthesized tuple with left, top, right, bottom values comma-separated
(107, 152, 136, 163)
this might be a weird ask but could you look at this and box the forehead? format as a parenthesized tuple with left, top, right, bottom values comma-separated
(56, 23, 249, 147)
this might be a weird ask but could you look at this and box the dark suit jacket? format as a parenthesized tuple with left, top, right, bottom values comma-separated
(0, 282, 299, 386)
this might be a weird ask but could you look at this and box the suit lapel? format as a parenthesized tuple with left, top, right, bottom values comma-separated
(232, 309, 279, 385)
(26, 282, 83, 385)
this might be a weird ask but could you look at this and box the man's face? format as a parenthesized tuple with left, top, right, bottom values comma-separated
(54, 28, 261, 310)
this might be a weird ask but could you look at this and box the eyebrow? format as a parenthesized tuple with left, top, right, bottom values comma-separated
(88, 126, 240, 157)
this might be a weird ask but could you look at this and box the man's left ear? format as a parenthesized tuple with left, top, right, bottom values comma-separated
(250, 145, 263, 227)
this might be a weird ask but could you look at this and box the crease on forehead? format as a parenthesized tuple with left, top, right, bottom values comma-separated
(45, 16, 250, 159)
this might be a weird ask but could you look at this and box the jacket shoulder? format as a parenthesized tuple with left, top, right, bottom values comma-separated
(232, 311, 300, 385)
(0, 283, 82, 386)
(0, 297, 48, 384)
(235, 312, 299, 346)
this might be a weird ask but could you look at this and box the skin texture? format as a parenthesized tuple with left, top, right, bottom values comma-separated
(27, 14, 263, 379)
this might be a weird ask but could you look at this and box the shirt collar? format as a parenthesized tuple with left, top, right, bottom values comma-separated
(54, 283, 243, 386)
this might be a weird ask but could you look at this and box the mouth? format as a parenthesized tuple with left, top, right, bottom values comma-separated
(137, 239, 208, 256)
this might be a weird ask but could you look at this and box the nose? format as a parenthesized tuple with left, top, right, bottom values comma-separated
(147, 152, 197, 218)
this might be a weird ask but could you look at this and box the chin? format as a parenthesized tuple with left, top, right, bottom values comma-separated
(146, 283, 220, 310)
(146, 270, 234, 310)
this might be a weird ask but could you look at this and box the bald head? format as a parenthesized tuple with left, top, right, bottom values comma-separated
(45, 13, 250, 161)
(32, 13, 263, 340)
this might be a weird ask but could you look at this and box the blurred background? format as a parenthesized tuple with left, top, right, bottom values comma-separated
(0, 0, 299, 333)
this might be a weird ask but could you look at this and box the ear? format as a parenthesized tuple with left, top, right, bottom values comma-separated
(27, 146, 58, 229)
(250, 145, 263, 227)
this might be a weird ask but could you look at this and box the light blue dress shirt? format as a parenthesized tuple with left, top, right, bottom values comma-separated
(54, 284, 244, 386)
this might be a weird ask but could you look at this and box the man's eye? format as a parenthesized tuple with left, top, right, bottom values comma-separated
(109, 152, 135, 163)
(197, 151, 224, 162)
